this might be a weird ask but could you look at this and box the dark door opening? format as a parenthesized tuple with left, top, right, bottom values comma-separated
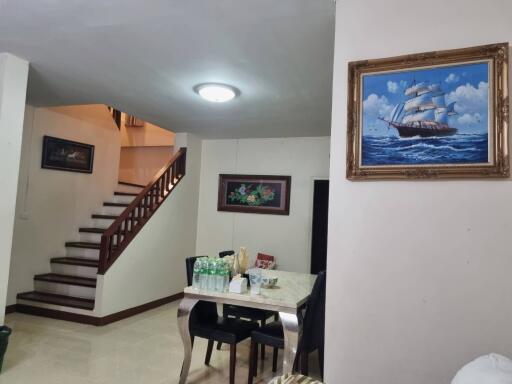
(310, 179, 329, 274)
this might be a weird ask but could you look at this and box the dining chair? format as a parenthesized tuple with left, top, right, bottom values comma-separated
(247, 271, 326, 383)
(219, 249, 235, 258)
(185, 256, 259, 384)
(217, 250, 278, 359)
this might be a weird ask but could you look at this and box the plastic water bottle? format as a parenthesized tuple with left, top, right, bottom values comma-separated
(208, 259, 218, 291)
(199, 258, 208, 290)
(215, 260, 225, 292)
(192, 258, 201, 288)
(222, 262, 230, 292)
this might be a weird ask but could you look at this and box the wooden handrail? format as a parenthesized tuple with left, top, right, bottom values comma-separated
(98, 148, 187, 274)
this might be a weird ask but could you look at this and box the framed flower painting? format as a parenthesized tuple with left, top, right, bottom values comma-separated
(217, 174, 291, 215)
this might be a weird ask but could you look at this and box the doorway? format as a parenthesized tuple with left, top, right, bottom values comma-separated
(310, 179, 329, 274)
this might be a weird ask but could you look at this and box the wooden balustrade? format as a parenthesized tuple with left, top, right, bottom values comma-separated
(98, 148, 187, 274)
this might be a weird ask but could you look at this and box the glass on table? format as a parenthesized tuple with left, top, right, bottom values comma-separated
(248, 268, 262, 295)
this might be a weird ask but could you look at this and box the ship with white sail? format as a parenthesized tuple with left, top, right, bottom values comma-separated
(380, 81, 458, 137)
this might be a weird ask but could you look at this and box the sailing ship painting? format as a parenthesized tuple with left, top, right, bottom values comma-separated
(361, 61, 490, 166)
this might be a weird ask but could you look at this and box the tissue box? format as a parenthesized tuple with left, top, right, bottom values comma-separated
(229, 278, 248, 294)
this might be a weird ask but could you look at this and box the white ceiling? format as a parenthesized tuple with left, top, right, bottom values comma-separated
(0, 0, 335, 138)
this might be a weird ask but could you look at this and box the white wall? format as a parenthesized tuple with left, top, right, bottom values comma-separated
(97, 133, 201, 316)
(0, 53, 28, 324)
(326, 1, 512, 384)
(195, 137, 330, 272)
(7, 105, 120, 306)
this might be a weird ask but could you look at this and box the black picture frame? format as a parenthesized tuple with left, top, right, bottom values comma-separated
(217, 174, 291, 215)
(41, 136, 95, 174)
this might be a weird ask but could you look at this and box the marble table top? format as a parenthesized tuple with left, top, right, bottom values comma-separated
(183, 270, 317, 314)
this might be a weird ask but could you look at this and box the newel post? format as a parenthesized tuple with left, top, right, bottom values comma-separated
(98, 234, 109, 274)
(180, 147, 187, 176)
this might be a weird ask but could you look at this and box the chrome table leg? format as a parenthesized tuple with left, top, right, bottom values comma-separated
(279, 311, 300, 374)
(178, 297, 198, 384)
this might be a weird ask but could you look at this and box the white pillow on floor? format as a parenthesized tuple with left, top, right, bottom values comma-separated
(452, 354, 512, 384)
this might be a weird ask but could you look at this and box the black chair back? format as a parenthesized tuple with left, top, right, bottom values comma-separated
(300, 271, 326, 352)
(219, 250, 235, 258)
(186, 256, 207, 286)
(185, 256, 218, 323)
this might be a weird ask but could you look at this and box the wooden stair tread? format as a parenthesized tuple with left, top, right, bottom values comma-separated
(91, 214, 118, 220)
(104, 202, 151, 208)
(17, 291, 95, 310)
(79, 227, 105, 234)
(34, 273, 97, 287)
(118, 181, 145, 188)
(51, 257, 99, 268)
(114, 191, 138, 196)
(104, 202, 129, 207)
(65, 241, 100, 249)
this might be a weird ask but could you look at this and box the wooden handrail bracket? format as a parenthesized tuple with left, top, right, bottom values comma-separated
(98, 148, 187, 274)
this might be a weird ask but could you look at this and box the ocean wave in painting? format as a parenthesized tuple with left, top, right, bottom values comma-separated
(361, 133, 488, 166)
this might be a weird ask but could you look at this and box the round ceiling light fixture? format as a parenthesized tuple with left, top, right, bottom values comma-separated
(194, 83, 239, 103)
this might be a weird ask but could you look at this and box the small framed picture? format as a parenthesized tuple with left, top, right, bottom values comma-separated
(218, 174, 291, 215)
(42, 136, 95, 173)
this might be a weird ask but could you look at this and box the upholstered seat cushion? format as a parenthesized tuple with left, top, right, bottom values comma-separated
(452, 354, 512, 384)
(191, 317, 259, 344)
(251, 321, 284, 348)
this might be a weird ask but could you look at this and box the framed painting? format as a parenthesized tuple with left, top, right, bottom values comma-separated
(217, 174, 291, 215)
(42, 136, 95, 173)
(347, 43, 509, 179)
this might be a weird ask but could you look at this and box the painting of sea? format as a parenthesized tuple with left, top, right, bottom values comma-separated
(361, 61, 490, 166)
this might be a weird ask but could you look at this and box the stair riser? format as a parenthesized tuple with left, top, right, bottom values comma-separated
(51, 263, 98, 278)
(91, 218, 116, 228)
(66, 247, 100, 259)
(113, 195, 136, 204)
(102, 205, 127, 216)
(34, 281, 96, 300)
(80, 232, 102, 243)
(116, 184, 143, 193)
(16, 300, 95, 314)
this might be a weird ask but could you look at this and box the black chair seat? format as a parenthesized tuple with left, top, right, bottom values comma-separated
(192, 317, 259, 344)
(223, 304, 276, 321)
(251, 321, 284, 349)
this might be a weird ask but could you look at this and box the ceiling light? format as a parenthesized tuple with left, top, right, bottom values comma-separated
(195, 83, 238, 103)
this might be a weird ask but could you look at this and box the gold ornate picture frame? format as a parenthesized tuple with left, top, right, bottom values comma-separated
(347, 43, 509, 180)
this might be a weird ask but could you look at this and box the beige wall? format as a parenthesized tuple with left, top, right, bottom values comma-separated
(7, 105, 120, 306)
(119, 146, 174, 185)
(97, 133, 202, 316)
(120, 117, 175, 147)
(326, 1, 512, 384)
(195, 137, 330, 272)
(118, 114, 175, 185)
(0, 53, 28, 324)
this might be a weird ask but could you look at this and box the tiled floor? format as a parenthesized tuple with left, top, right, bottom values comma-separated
(0, 301, 321, 384)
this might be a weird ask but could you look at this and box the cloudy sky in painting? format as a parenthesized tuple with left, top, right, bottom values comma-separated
(361, 62, 489, 136)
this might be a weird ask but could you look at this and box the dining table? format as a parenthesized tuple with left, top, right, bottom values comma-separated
(177, 270, 317, 384)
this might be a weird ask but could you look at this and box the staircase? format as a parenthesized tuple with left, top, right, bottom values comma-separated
(15, 148, 186, 320)
(16, 181, 144, 313)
